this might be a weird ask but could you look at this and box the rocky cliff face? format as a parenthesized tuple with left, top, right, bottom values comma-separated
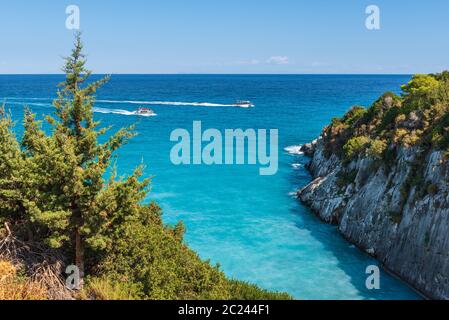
(298, 138, 449, 299)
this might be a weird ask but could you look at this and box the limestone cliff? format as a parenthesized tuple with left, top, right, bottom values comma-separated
(298, 73, 449, 299)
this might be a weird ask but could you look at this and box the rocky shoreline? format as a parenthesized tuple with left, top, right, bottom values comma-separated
(297, 137, 449, 300)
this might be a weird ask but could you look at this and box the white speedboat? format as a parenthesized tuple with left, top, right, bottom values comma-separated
(135, 107, 156, 116)
(234, 100, 254, 108)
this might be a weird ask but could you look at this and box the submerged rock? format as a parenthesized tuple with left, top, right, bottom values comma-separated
(300, 139, 318, 157)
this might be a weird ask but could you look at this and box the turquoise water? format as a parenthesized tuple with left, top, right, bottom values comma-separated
(1, 74, 421, 299)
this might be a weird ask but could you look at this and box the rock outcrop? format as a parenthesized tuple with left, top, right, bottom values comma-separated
(298, 136, 449, 299)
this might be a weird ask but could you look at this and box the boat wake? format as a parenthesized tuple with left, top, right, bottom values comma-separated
(284, 145, 304, 155)
(4, 101, 53, 108)
(93, 107, 157, 117)
(96, 99, 238, 107)
(2, 99, 157, 117)
(3, 97, 251, 108)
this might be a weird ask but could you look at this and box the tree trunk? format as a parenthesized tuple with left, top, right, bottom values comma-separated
(75, 226, 84, 289)
(71, 195, 84, 289)
(26, 224, 34, 243)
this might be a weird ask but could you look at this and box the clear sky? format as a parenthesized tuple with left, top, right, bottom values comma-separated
(0, 0, 448, 74)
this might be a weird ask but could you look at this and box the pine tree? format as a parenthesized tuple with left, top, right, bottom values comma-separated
(0, 107, 25, 222)
(20, 33, 149, 285)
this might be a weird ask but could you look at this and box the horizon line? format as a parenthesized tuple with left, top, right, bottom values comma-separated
(0, 73, 414, 76)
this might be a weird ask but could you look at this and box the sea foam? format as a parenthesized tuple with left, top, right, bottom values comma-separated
(93, 107, 156, 117)
(284, 145, 304, 155)
(291, 163, 303, 169)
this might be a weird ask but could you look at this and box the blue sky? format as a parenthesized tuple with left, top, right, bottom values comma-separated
(0, 0, 448, 74)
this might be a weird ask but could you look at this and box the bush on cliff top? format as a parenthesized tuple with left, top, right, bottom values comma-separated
(323, 72, 449, 162)
(343, 136, 371, 160)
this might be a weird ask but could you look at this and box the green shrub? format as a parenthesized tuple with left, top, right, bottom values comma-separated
(427, 183, 438, 195)
(378, 107, 400, 132)
(342, 106, 367, 126)
(228, 280, 292, 300)
(432, 112, 449, 150)
(401, 74, 441, 111)
(367, 139, 387, 159)
(80, 276, 143, 300)
(445, 150, 449, 159)
(343, 136, 371, 160)
(336, 169, 358, 189)
(401, 74, 440, 96)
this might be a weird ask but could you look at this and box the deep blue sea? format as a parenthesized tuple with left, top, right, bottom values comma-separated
(0, 74, 421, 300)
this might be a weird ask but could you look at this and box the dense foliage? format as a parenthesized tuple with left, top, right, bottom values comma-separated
(323, 72, 449, 162)
(0, 34, 291, 300)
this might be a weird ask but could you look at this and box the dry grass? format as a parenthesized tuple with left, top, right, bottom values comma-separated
(0, 223, 74, 300)
(0, 260, 47, 300)
(78, 277, 139, 300)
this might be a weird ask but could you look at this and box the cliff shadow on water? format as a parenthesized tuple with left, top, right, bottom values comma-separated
(286, 154, 421, 300)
